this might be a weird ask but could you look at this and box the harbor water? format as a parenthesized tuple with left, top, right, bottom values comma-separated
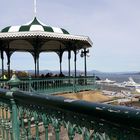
(95, 73, 140, 83)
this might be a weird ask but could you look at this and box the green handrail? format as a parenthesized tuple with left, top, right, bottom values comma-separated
(0, 88, 139, 139)
(1, 76, 97, 94)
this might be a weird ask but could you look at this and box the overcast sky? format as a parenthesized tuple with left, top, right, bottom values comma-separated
(0, 0, 140, 72)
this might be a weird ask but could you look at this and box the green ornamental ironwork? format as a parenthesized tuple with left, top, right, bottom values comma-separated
(0, 88, 139, 140)
(8, 74, 21, 91)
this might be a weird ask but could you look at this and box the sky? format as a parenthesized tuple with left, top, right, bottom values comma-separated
(0, 0, 140, 72)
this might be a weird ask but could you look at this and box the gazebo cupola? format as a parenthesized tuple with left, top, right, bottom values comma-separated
(1, 17, 69, 34)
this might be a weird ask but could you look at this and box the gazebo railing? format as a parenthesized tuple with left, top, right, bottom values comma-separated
(0, 76, 98, 94)
(0, 88, 140, 140)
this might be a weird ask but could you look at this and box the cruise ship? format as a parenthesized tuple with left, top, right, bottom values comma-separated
(123, 77, 140, 92)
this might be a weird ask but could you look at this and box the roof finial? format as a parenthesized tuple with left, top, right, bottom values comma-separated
(34, 0, 37, 17)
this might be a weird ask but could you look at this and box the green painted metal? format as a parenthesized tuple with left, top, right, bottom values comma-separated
(67, 122, 75, 140)
(0, 101, 11, 140)
(2, 103, 5, 140)
(2, 17, 70, 34)
(5, 105, 9, 140)
(10, 99, 20, 140)
(52, 118, 60, 140)
(0, 103, 2, 140)
(42, 113, 49, 140)
(83, 128, 90, 140)
(26, 109, 32, 140)
(8, 74, 21, 91)
(18, 76, 97, 94)
(0, 76, 97, 94)
(0, 89, 140, 139)
(9, 108, 13, 140)
(34, 111, 39, 140)
(19, 107, 26, 140)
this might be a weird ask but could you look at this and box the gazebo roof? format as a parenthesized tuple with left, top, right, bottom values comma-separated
(1, 17, 69, 34)
(0, 17, 93, 52)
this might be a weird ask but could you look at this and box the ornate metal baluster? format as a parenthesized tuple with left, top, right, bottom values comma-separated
(0, 102, 2, 139)
(44, 81, 46, 91)
(10, 99, 20, 140)
(33, 111, 39, 140)
(67, 122, 76, 140)
(44, 80, 46, 91)
(26, 110, 32, 140)
(53, 80, 56, 92)
(24, 81, 27, 91)
(55, 127, 60, 140)
(9, 106, 13, 140)
(92, 129, 109, 140)
(83, 128, 90, 140)
(45, 80, 47, 91)
(38, 81, 40, 91)
(42, 81, 44, 91)
(37, 81, 39, 91)
(2, 103, 5, 140)
(42, 114, 49, 140)
(28, 80, 30, 92)
(74, 126, 82, 140)
(51, 118, 60, 140)
(5, 105, 10, 140)
(19, 107, 26, 140)
(92, 131, 99, 140)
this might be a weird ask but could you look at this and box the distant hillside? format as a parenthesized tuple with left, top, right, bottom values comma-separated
(27, 69, 139, 76)
(0, 69, 139, 76)
(23, 69, 100, 76)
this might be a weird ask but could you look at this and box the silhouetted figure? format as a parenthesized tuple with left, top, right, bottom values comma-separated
(59, 72, 65, 77)
(41, 74, 45, 78)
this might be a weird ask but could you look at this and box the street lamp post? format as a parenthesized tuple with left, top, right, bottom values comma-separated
(80, 48, 90, 77)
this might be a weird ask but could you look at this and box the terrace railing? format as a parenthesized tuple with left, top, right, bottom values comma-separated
(0, 88, 140, 140)
(0, 76, 98, 94)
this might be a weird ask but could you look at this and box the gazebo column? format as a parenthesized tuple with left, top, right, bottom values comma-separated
(34, 56, 37, 78)
(7, 55, 11, 79)
(32, 51, 36, 78)
(33, 51, 40, 78)
(73, 48, 77, 93)
(37, 53, 40, 77)
(6, 44, 12, 79)
(74, 49, 77, 78)
(59, 53, 62, 74)
(1, 50, 4, 78)
(32, 37, 41, 78)
(68, 50, 71, 77)
(57, 49, 63, 74)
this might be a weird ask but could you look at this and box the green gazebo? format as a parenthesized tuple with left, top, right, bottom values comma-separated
(0, 16, 92, 79)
